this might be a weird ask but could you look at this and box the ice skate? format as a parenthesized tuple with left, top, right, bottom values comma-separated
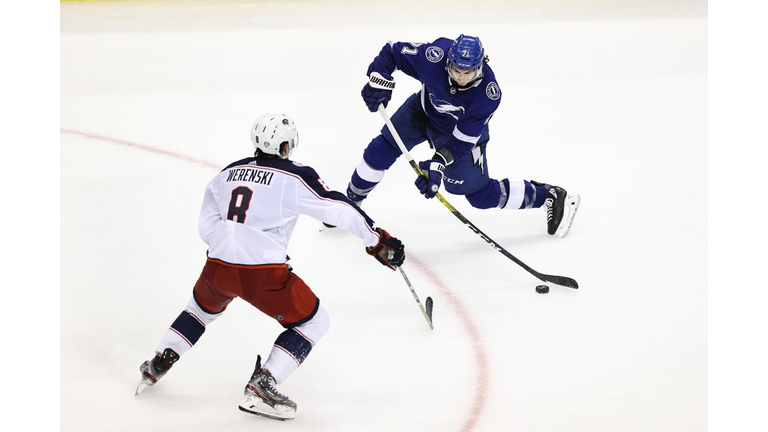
(531, 181, 580, 237)
(135, 348, 179, 396)
(238, 355, 297, 421)
(556, 193, 581, 238)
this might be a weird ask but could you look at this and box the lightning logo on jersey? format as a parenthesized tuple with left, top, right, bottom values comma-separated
(472, 145, 485, 176)
(428, 93, 466, 120)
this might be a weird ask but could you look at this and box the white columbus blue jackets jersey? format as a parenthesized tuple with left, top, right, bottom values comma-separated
(367, 37, 502, 163)
(199, 156, 380, 266)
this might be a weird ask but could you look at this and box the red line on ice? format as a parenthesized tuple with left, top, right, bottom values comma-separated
(407, 254, 489, 432)
(60, 128, 220, 170)
(61, 127, 490, 431)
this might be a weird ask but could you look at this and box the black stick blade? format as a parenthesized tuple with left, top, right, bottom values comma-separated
(541, 274, 579, 289)
(425, 297, 434, 321)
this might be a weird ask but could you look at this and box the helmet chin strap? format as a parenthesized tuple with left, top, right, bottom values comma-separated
(448, 73, 484, 89)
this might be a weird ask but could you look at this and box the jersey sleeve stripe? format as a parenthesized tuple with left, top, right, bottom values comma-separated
(258, 166, 378, 237)
(453, 125, 481, 144)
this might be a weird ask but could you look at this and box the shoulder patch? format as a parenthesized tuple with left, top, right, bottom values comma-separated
(292, 161, 305, 167)
(486, 82, 501, 100)
(425, 46, 445, 63)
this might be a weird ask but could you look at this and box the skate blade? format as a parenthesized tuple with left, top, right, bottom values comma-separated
(135, 380, 148, 396)
(556, 194, 581, 239)
(239, 396, 295, 421)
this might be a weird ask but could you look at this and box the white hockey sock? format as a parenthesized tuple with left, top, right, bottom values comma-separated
(264, 306, 330, 384)
(348, 158, 386, 200)
(355, 158, 386, 184)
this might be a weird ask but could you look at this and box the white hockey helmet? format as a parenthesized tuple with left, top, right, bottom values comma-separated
(250, 113, 298, 159)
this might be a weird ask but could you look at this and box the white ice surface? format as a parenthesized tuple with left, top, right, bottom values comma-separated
(61, 1, 708, 431)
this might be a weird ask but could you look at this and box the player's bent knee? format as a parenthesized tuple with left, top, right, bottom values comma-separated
(363, 135, 402, 171)
(187, 295, 222, 325)
(295, 306, 330, 343)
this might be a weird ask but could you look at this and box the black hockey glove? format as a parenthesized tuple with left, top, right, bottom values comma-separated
(366, 227, 405, 270)
(361, 71, 395, 112)
(415, 151, 447, 199)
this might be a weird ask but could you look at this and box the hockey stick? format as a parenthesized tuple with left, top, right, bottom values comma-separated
(378, 105, 578, 289)
(398, 266, 434, 329)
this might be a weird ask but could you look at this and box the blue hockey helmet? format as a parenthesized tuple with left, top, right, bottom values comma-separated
(446, 34, 485, 86)
(448, 34, 485, 70)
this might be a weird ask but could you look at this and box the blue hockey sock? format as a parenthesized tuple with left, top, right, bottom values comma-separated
(156, 296, 221, 357)
(520, 181, 547, 209)
(347, 170, 378, 202)
(169, 310, 206, 346)
(274, 329, 314, 365)
(347, 157, 386, 202)
(346, 134, 405, 202)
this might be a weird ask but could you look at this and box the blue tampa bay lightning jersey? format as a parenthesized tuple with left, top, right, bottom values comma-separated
(366, 37, 502, 163)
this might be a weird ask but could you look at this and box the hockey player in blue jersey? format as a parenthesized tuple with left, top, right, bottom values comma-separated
(346, 35, 580, 237)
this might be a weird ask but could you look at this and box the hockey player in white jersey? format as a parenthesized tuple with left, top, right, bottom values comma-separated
(136, 113, 406, 421)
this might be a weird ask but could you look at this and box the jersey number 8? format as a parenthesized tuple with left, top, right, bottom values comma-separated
(227, 186, 253, 223)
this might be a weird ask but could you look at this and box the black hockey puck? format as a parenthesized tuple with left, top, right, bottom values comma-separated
(535, 285, 550, 294)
